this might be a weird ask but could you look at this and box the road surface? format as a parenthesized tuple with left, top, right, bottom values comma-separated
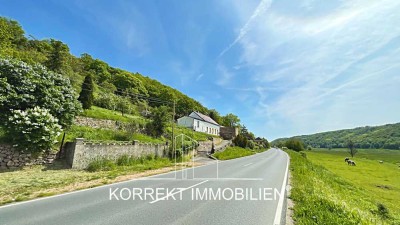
(0, 148, 289, 225)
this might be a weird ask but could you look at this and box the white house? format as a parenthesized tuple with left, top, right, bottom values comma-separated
(177, 112, 220, 136)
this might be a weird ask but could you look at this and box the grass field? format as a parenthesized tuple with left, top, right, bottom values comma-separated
(80, 106, 147, 124)
(306, 149, 400, 221)
(213, 146, 255, 160)
(311, 148, 400, 164)
(288, 148, 400, 224)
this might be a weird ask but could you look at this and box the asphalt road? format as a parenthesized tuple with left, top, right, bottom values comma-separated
(0, 148, 289, 225)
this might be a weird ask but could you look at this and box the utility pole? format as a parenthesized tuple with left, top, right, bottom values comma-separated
(172, 100, 176, 157)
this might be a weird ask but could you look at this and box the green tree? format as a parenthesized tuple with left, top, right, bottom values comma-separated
(78, 74, 94, 109)
(347, 140, 358, 158)
(208, 109, 221, 124)
(45, 39, 69, 72)
(221, 113, 240, 127)
(147, 106, 170, 137)
(116, 96, 131, 116)
(285, 138, 305, 152)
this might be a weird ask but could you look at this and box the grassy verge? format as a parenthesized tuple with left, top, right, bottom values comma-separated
(0, 156, 194, 206)
(287, 150, 400, 224)
(87, 155, 171, 172)
(166, 125, 219, 142)
(81, 106, 147, 124)
(61, 125, 165, 144)
(213, 146, 255, 160)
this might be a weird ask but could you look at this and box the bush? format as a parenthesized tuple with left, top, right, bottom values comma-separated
(285, 138, 305, 152)
(6, 107, 62, 152)
(247, 140, 255, 149)
(233, 134, 248, 148)
(0, 58, 81, 152)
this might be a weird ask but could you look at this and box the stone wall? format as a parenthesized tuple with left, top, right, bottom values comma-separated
(74, 116, 144, 133)
(65, 138, 170, 169)
(197, 137, 222, 153)
(0, 145, 56, 170)
(220, 127, 239, 140)
(74, 116, 121, 130)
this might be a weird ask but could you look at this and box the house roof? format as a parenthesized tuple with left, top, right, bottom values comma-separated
(190, 111, 220, 126)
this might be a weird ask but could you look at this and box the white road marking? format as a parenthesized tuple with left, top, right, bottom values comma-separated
(243, 163, 253, 167)
(273, 151, 290, 225)
(149, 180, 208, 204)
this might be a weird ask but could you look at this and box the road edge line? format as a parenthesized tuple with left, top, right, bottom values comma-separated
(273, 150, 290, 225)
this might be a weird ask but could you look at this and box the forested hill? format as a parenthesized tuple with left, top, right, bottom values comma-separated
(272, 123, 400, 150)
(0, 16, 213, 119)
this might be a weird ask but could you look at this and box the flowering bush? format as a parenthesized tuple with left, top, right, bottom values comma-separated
(0, 58, 81, 128)
(0, 57, 81, 152)
(7, 107, 62, 153)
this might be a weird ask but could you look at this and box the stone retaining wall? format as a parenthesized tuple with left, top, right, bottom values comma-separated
(74, 116, 121, 130)
(0, 145, 57, 170)
(65, 139, 170, 169)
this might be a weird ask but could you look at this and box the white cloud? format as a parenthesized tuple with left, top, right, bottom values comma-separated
(196, 73, 204, 81)
(225, 0, 400, 139)
(218, 0, 273, 58)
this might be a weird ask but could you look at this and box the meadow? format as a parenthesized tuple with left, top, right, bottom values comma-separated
(213, 146, 256, 160)
(288, 148, 400, 224)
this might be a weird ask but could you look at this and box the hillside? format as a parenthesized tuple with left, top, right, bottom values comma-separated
(0, 16, 209, 119)
(272, 123, 400, 150)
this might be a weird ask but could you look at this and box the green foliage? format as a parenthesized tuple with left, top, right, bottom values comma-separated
(0, 58, 81, 128)
(147, 106, 170, 137)
(78, 74, 94, 109)
(285, 138, 304, 152)
(213, 146, 254, 160)
(221, 113, 240, 127)
(273, 123, 400, 150)
(0, 17, 27, 56)
(45, 39, 69, 72)
(247, 140, 255, 149)
(87, 155, 172, 172)
(233, 134, 248, 148)
(6, 107, 62, 153)
(208, 109, 221, 124)
(0, 58, 80, 152)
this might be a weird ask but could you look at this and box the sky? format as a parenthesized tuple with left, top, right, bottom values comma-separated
(1, 0, 400, 140)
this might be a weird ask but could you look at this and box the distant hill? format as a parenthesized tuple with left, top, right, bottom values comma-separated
(272, 123, 400, 150)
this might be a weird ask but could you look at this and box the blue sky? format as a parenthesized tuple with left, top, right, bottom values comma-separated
(1, 0, 400, 140)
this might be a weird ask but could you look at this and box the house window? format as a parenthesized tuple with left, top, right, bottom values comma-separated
(197, 121, 199, 128)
